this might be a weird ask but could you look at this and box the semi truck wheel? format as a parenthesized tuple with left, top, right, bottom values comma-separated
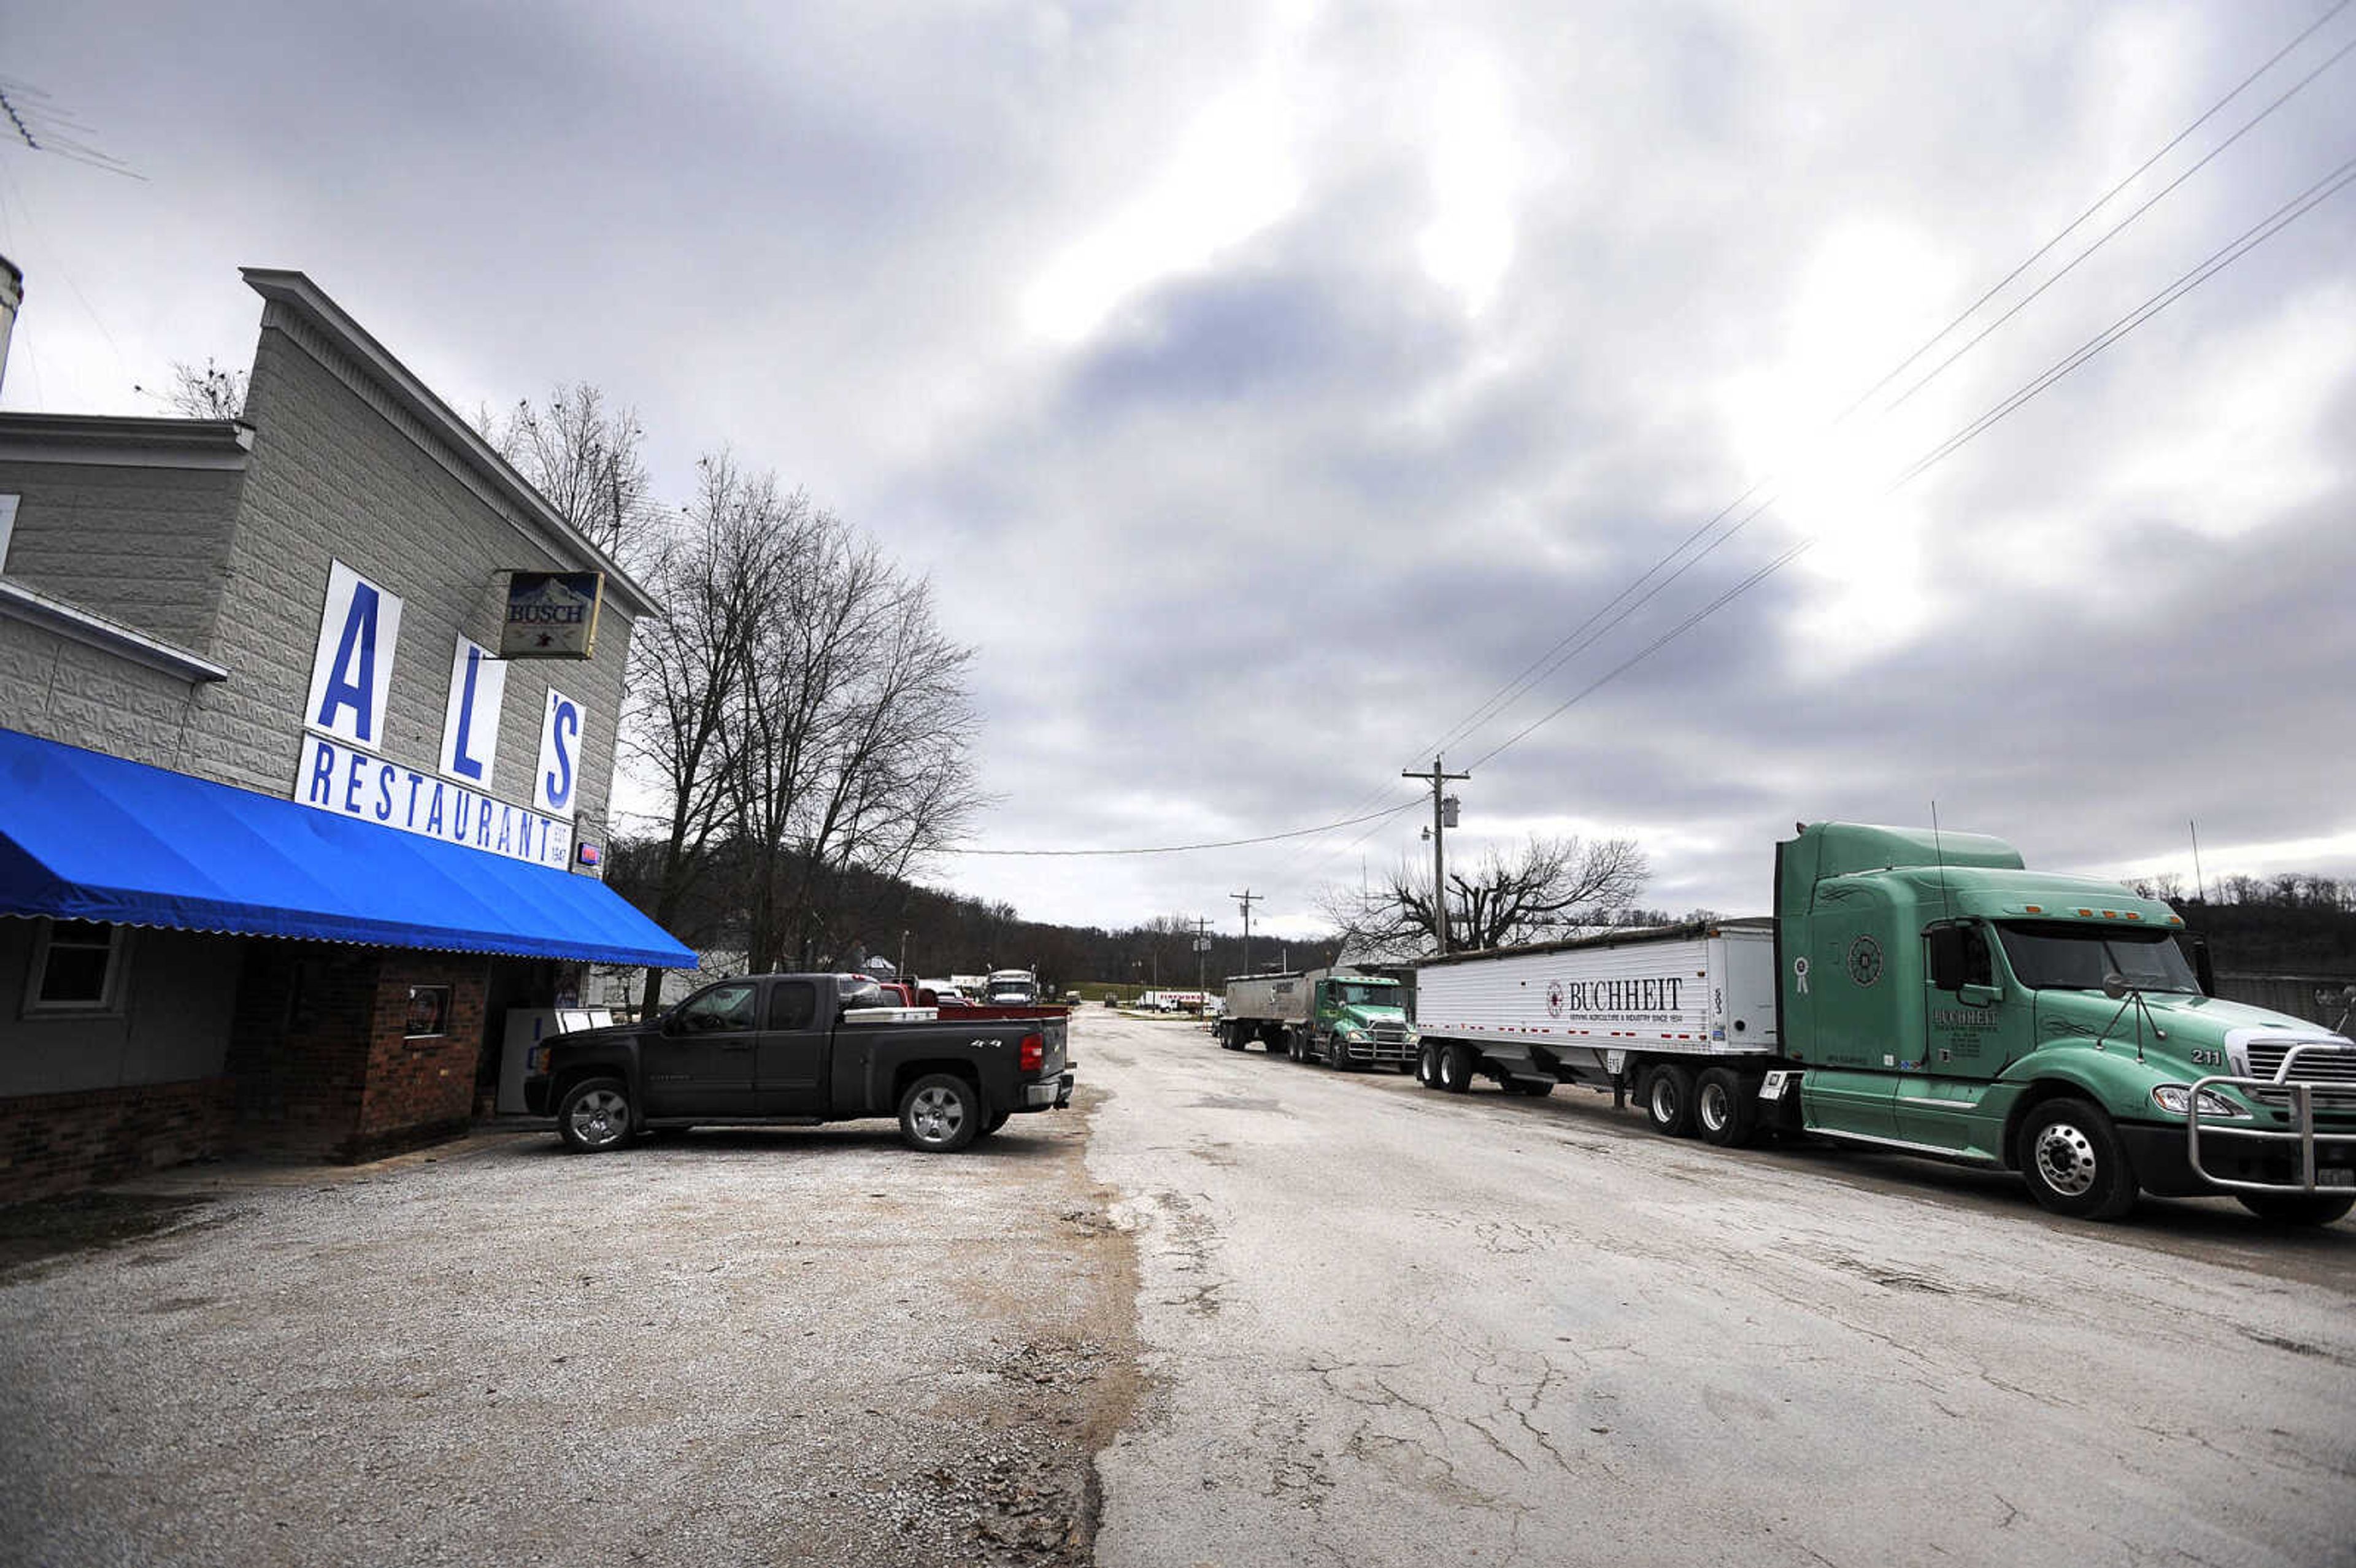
(1439, 1043, 1477, 1094)
(899, 1072, 981, 1153)
(1695, 1067, 1757, 1148)
(1415, 1043, 1439, 1087)
(556, 1077, 635, 1153)
(1641, 1064, 1698, 1139)
(2016, 1098, 2138, 1220)
(1220, 1023, 1244, 1050)
(2233, 1191, 2354, 1226)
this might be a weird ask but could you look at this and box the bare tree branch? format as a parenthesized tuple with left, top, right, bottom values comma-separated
(1322, 833, 1651, 957)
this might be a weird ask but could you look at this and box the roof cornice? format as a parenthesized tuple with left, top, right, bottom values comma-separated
(0, 413, 252, 471)
(239, 268, 661, 619)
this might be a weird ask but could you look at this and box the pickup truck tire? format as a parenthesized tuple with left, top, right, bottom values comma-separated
(2017, 1098, 2138, 1220)
(2232, 1191, 2354, 1226)
(1641, 1064, 1698, 1139)
(899, 1073, 981, 1153)
(557, 1077, 635, 1153)
(1695, 1067, 1757, 1147)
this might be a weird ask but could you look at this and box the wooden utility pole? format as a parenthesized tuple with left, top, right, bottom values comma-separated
(1402, 756, 1469, 953)
(1231, 889, 1259, 976)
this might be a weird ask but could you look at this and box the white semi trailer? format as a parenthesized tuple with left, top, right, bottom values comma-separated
(1414, 921, 1781, 1133)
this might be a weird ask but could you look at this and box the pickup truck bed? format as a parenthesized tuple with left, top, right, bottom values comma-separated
(525, 973, 1074, 1153)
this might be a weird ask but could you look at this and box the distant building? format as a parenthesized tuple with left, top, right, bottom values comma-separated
(0, 263, 691, 1199)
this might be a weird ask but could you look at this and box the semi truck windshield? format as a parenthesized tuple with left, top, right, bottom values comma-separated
(1332, 983, 1396, 1005)
(1995, 921, 2200, 993)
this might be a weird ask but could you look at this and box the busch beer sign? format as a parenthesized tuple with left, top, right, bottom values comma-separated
(501, 571, 604, 658)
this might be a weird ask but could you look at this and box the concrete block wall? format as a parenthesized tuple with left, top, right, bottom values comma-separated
(0, 618, 207, 772)
(190, 307, 634, 850)
(0, 459, 243, 650)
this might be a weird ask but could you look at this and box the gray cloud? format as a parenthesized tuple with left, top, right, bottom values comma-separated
(6, 0, 2352, 940)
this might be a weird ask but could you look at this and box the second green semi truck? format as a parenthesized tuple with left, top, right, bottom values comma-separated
(1412, 820, 2354, 1224)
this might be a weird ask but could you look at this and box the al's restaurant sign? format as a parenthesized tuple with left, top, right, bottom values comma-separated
(293, 559, 588, 868)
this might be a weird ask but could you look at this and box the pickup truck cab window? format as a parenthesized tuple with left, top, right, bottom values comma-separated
(768, 980, 818, 1031)
(678, 982, 759, 1032)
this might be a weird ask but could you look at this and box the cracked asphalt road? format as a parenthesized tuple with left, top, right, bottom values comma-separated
(1082, 1013, 2356, 1568)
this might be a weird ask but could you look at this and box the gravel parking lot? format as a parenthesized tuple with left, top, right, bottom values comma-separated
(7, 1009, 2353, 1568)
(0, 1088, 1139, 1568)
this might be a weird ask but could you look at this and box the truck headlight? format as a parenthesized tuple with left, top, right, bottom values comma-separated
(1339, 1026, 1363, 1040)
(2152, 1084, 2249, 1119)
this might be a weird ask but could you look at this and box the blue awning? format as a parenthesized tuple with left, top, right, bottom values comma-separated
(0, 726, 695, 968)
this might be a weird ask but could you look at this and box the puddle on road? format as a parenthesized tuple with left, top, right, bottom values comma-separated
(1182, 1096, 1283, 1112)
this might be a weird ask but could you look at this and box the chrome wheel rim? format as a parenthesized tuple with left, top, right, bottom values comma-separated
(1651, 1080, 1680, 1124)
(568, 1089, 628, 1148)
(2033, 1122, 2098, 1196)
(1698, 1082, 1728, 1132)
(909, 1086, 966, 1145)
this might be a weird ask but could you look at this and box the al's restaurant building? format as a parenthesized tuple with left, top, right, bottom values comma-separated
(0, 264, 692, 1201)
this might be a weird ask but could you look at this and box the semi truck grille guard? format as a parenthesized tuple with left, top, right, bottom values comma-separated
(1338, 1029, 1415, 1066)
(2187, 1042, 2356, 1194)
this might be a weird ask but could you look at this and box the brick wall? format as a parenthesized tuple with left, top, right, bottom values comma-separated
(352, 953, 489, 1160)
(225, 942, 374, 1158)
(0, 1077, 234, 1205)
(225, 942, 489, 1163)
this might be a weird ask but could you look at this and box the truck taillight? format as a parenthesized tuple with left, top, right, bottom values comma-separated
(1019, 1033, 1045, 1073)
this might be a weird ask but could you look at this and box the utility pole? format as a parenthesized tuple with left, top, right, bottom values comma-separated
(1403, 756, 1469, 954)
(1193, 916, 1212, 1002)
(1231, 890, 1258, 976)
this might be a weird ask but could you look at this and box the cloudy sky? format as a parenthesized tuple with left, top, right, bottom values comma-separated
(5, 1, 2353, 942)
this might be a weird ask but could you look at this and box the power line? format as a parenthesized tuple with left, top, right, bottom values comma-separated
(1378, 3, 2355, 791)
(1840, 0, 2352, 424)
(937, 799, 1422, 858)
(1890, 152, 2356, 491)
(1465, 147, 2356, 776)
(1880, 29, 2356, 418)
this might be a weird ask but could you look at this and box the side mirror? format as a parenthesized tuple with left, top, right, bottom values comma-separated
(2101, 972, 2133, 1001)
(2192, 937, 2216, 998)
(659, 1010, 682, 1037)
(1927, 926, 1968, 991)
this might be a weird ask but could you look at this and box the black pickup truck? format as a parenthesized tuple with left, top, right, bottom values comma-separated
(524, 974, 1074, 1153)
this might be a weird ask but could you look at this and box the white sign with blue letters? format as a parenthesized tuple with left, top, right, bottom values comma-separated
(534, 687, 583, 820)
(294, 561, 588, 870)
(304, 560, 403, 751)
(437, 637, 509, 790)
(296, 732, 574, 868)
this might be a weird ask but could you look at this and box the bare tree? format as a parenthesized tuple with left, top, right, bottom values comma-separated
(726, 496, 984, 971)
(1323, 833, 1650, 956)
(622, 453, 793, 1015)
(144, 358, 248, 419)
(487, 382, 653, 561)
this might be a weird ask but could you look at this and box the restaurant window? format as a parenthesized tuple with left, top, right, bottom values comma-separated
(405, 984, 452, 1040)
(24, 919, 129, 1015)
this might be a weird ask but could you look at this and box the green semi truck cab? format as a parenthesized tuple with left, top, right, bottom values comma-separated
(1771, 821, 2355, 1222)
(1220, 967, 1418, 1069)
